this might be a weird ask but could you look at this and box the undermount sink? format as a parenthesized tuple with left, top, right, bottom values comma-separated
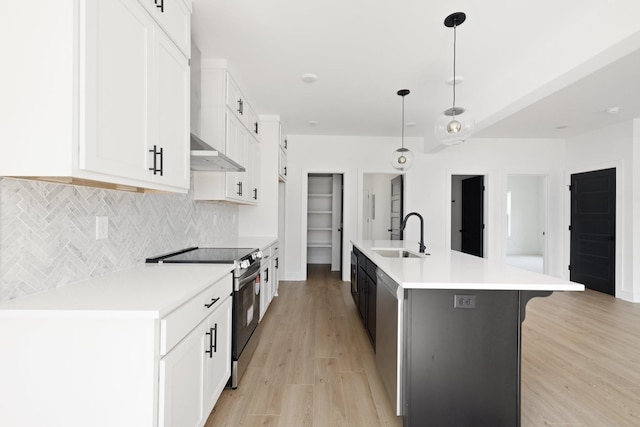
(372, 248, 426, 258)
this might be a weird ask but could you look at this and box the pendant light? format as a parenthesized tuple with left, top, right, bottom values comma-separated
(435, 12, 475, 146)
(391, 89, 414, 171)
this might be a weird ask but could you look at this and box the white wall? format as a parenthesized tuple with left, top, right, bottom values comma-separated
(284, 135, 422, 281)
(407, 139, 566, 278)
(285, 134, 566, 281)
(506, 175, 545, 256)
(564, 120, 637, 301)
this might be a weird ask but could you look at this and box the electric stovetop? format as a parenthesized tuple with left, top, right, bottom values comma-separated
(146, 247, 257, 264)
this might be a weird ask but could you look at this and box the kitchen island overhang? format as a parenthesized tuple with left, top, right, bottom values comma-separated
(351, 239, 584, 427)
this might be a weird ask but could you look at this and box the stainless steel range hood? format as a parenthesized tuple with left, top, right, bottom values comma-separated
(190, 133, 245, 172)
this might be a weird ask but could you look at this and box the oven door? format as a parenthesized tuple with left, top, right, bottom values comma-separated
(233, 263, 261, 359)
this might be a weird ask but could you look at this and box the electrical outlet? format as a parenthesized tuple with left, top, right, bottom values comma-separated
(95, 216, 108, 240)
(454, 294, 476, 309)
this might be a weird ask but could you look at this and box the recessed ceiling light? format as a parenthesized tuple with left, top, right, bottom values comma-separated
(555, 124, 569, 130)
(308, 120, 318, 125)
(446, 75, 464, 86)
(605, 107, 620, 114)
(301, 73, 318, 83)
(406, 122, 417, 127)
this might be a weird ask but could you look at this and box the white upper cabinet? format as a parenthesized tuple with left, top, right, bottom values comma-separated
(153, 28, 190, 189)
(246, 103, 261, 142)
(137, 0, 191, 57)
(279, 123, 288, 182)
(194, 62, 261, 204)
(0, 0, 191, 193)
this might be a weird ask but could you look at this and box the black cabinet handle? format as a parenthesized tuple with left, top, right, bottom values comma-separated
(254, 122, 259, 135)
(265, 268, 269, 282)
(213, 323, 218, 353)
(237, 99, 244, 115)
(284, 139, 288, 149)
(275, 258, 279, 269)
(253, 188, 258, 200)
(204, 297, 220, 309)
(148, 145, 163, 175)
(284, 166, 287, 176)
(237, 181, 243, 196)
(154, 0, 164, 12)
(205, 324, 217, 358)
(148, 145, 157, 174)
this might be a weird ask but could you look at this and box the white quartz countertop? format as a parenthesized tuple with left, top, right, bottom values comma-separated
(0, 263, 234, 318)
(352, 240, 584, 292)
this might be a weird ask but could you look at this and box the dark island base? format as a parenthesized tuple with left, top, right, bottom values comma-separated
(404, 289, 551, 427)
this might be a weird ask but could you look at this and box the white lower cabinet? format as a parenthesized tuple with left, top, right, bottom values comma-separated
(272, 248, 280, 298)
(203, 297, 232, 413)
(159, 296, 232, 427)
(259, 241, 280, 321)
(159, 320, 206, 427)
(0, 267, 232, 427)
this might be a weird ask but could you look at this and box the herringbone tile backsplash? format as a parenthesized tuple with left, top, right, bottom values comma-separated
(0, 177, 238, 302)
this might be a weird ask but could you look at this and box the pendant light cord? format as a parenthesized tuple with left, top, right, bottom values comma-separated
(401, 94, 405, 149)
(452, 22, 457, 116)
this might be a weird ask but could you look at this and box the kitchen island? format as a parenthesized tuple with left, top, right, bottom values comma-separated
(352, 240, 583, 427)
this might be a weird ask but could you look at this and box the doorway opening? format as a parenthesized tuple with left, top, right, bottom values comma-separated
(307, 173, 344, 273)
(362, 173, 404, 240)
(570, 168, 616, 295)
(505, 175, 547, 274)
(451, 175, 485, 257)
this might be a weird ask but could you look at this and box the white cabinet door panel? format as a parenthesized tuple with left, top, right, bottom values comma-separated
(80, 0, 152, 181)
(159, 319, 206, 427)
(203, 297, 232, 412)
(138, 0, 191, 57)
(153, 29, 190, 189)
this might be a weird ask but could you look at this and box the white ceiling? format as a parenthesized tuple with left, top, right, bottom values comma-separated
(191, 0, 640, 146)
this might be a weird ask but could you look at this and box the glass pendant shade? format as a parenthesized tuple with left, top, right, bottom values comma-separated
(435, 11, 474, 146)
(434, 107, 475, 146)
(391, 89, 413, 171)
(391, 147, 414, 171)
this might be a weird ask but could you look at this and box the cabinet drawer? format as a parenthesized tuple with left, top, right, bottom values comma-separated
(138, 0, 191, 57)
(160, 274, 232, 355)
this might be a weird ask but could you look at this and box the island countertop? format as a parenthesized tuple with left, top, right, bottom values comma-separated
(352, 239, 584, 292)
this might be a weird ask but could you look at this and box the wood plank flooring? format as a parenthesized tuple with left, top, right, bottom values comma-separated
(205, 265, 640, 427)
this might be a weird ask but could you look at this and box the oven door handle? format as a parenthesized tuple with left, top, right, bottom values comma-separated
(236, 266, 260, 291)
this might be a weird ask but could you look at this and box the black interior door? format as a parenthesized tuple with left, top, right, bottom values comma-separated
(389, 175, 404, 240)
(461, 176, 484, 257)
(570, 168, 616, 295)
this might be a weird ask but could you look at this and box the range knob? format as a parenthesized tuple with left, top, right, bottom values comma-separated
(255, 251, 263, 259)
(240, 259, 251, 269)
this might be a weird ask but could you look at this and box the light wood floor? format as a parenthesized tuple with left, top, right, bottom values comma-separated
(205, 265, 640, 427)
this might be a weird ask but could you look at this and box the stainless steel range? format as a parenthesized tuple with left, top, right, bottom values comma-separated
(146, 246, 263, 388)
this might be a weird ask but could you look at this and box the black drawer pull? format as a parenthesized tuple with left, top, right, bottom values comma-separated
(204, 297, 220, 309)
(205, 324, 217, 358)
